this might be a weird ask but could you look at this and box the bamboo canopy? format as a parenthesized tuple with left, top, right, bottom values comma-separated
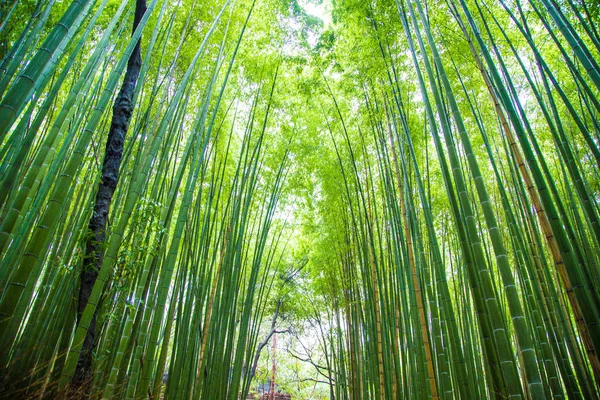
(0, 0, 599, 398)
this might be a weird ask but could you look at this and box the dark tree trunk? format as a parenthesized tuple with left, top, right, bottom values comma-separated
(248, 301, 282, 383)
(70, 0, 147, 394)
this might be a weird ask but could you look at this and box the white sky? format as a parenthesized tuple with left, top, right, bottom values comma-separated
(300, 0, 332, 27)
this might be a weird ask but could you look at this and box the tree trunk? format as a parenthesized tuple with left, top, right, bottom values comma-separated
(70, 0, 147, 394)
(270, 332, 277, 400)
(249, 301, 282, 384)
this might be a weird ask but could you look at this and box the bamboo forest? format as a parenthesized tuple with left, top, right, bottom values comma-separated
(1, 0, 600, 398)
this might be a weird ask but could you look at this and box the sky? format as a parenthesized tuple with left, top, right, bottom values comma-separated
(300, 0, 332, 27)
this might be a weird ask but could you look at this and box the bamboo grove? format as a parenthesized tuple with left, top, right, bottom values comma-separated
(0, 0, 599, 398)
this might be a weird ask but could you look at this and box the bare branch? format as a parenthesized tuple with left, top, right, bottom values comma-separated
(248, 301, 290, 382)
(300, 378, 332, 385)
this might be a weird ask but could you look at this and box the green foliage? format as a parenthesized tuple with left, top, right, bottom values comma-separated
(1, 0, 600, 397)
